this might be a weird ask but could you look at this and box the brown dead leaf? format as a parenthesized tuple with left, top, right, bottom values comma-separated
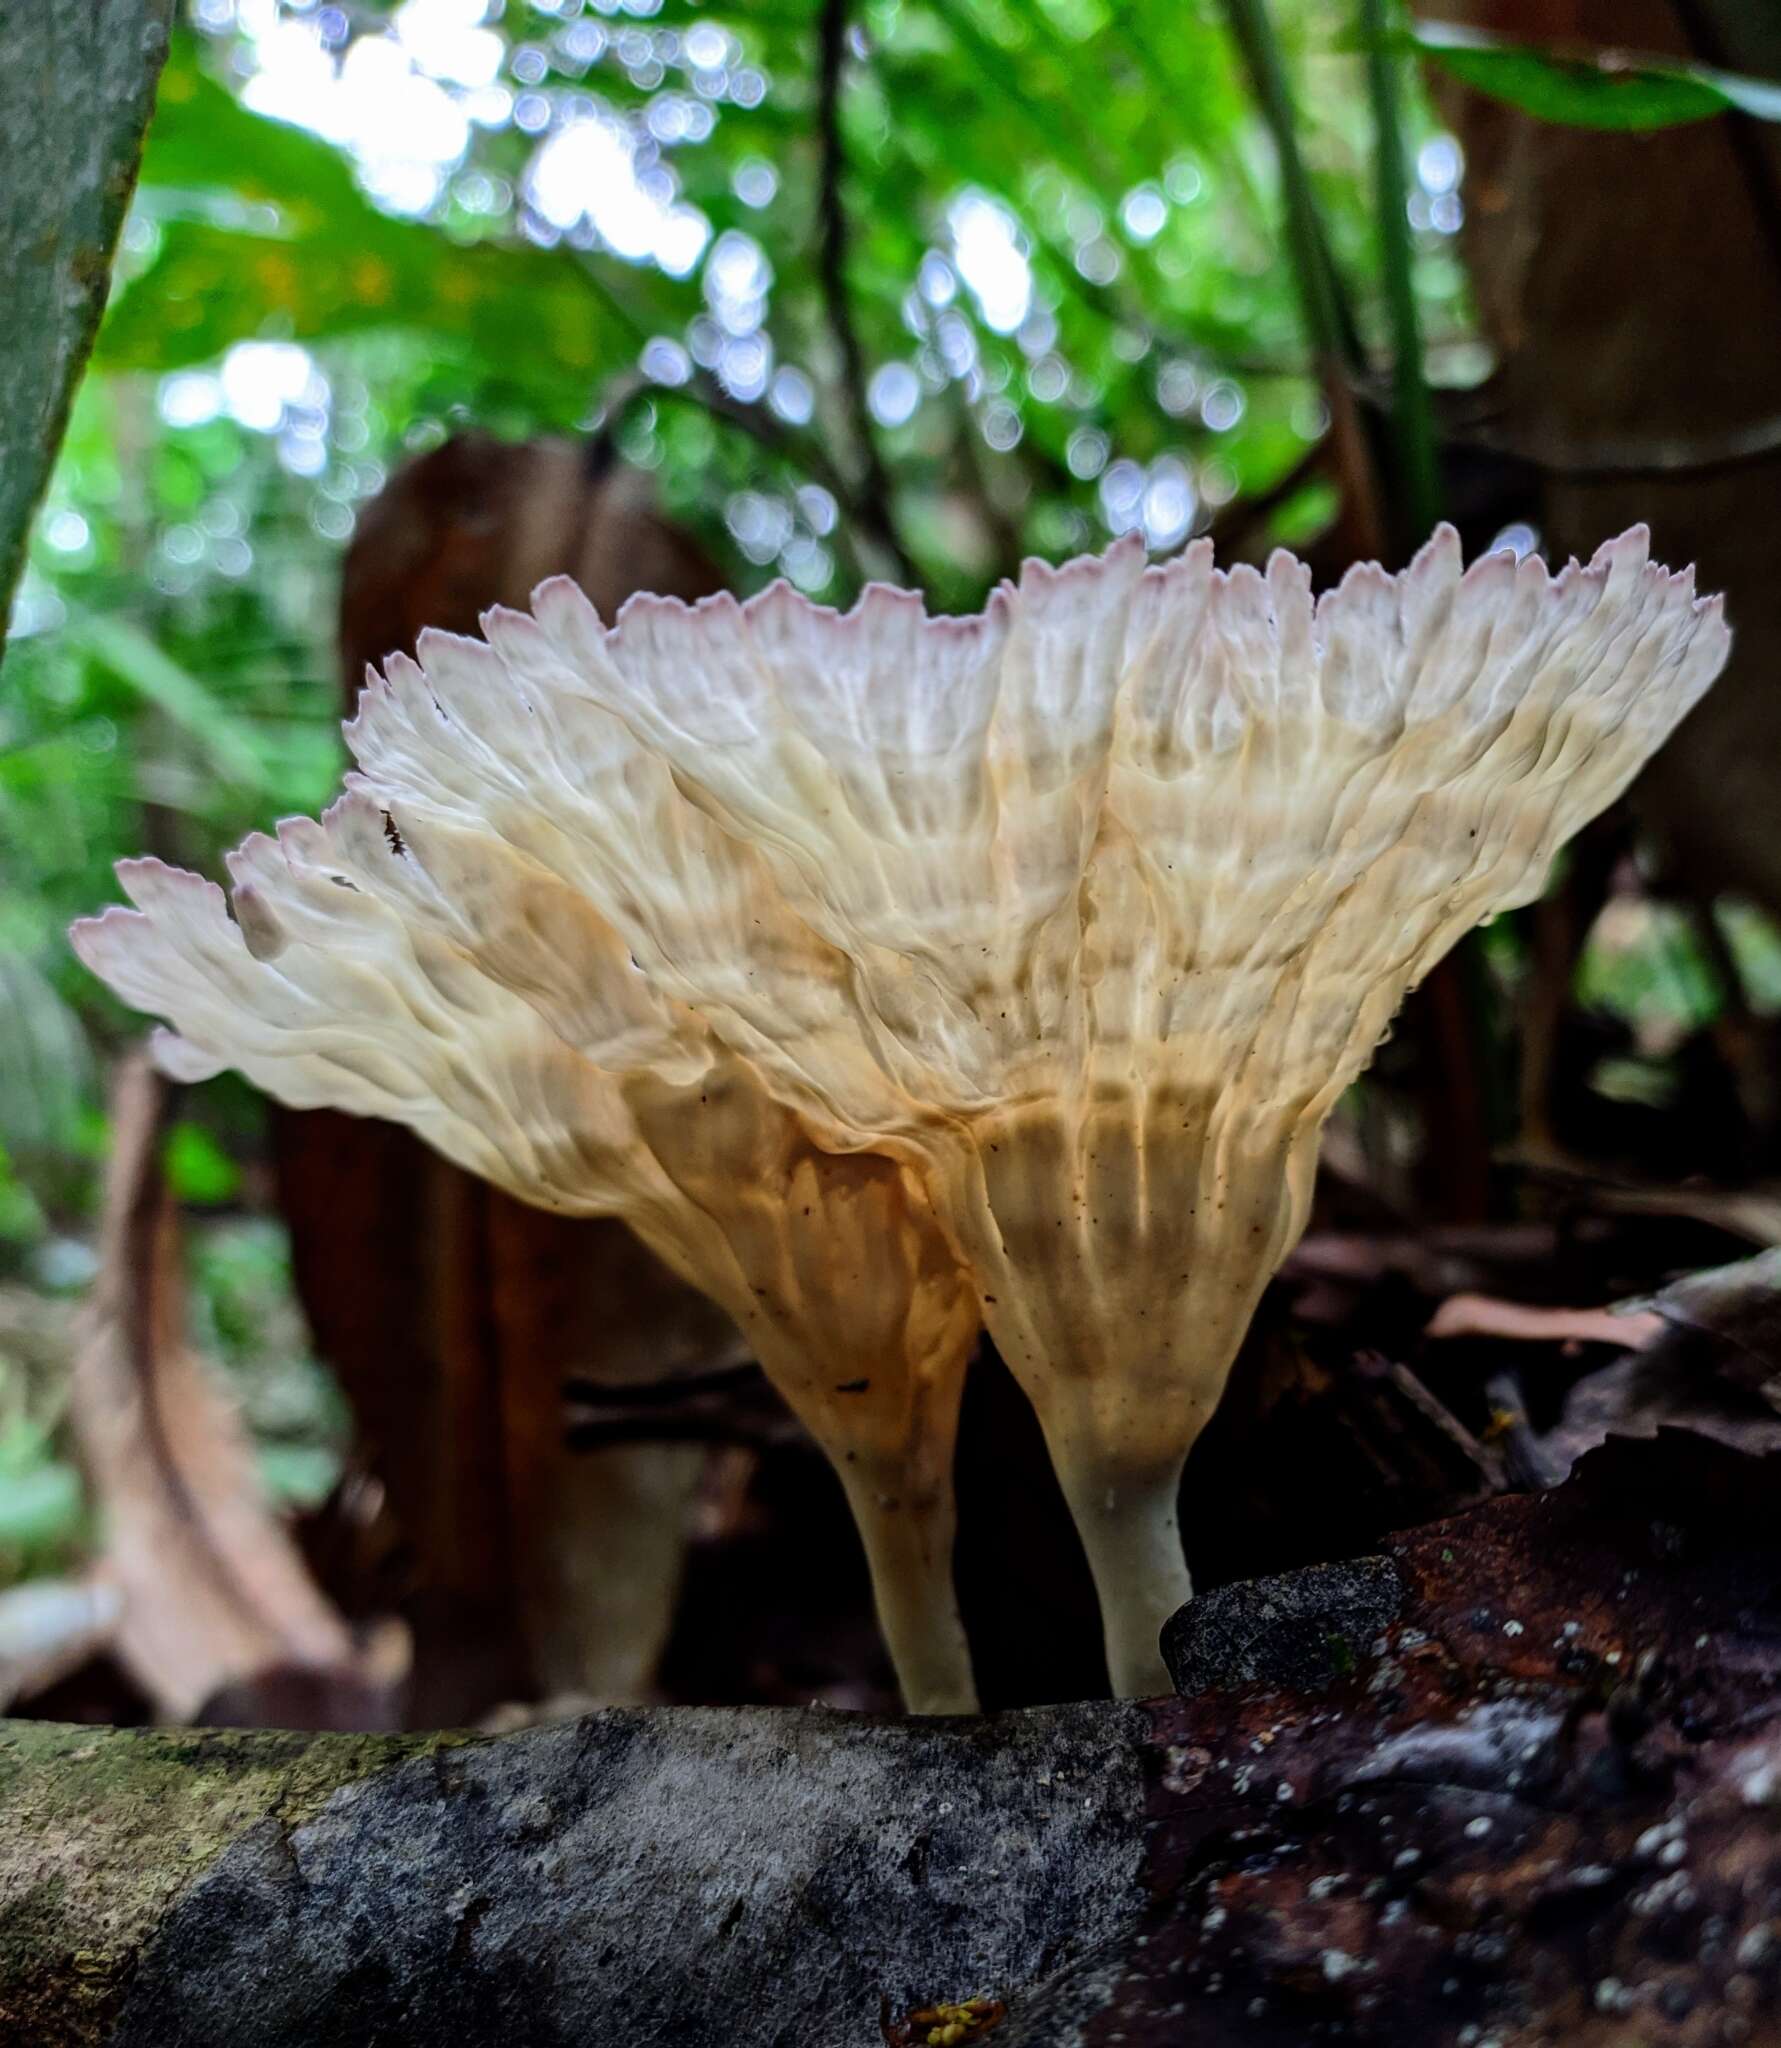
(71, 1051, 403, 1722)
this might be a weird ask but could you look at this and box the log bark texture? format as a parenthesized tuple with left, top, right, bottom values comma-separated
(4, 1434, 1779, 2047)
(0, 0, 174, 626)
(0, 1703, 1148, 2048)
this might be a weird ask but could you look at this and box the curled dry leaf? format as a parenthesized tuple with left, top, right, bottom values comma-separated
(68, 1051, 400, 1723)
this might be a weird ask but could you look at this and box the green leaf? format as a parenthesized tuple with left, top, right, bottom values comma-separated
(1413, 20, 1781, 133)
(256, 1442, 341, 1509)
(108, 31, 675, 405)
(0, 1145, 46, 1245)
(141, 33, 369, 230)
(164, 1121, 242, 1206)
(0, 1459, 82, 1550)
(0, 957, 91, 1158)
(99, 218, 654, 411)
(58, 609, 270, 792)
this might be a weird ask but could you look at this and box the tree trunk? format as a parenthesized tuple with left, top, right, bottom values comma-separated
(0, 0, 174, 628)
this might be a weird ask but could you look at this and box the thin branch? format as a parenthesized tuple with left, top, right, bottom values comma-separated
(1217, 0, 1366, 381)
(1203, 434, 1329, 555)
(1361, 0, 1441, 541)
(944, 385, 1026, 585)
(815, 0, 920, 586)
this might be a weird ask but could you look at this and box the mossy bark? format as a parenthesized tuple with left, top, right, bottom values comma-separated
(2, 1440, 1775, 2048)
(0, 1718, 466, 2046)
(0, 1704, 1149, 2048)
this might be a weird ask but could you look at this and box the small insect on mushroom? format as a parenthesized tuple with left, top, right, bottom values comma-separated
(491, 525, 1726, 1698)
(71, 785, 982, 1716)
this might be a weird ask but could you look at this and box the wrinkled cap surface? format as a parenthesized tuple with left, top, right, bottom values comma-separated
(67, 785, 958, 1356)
(69, 808, 689, 1221)
(344, 621, 919, 1143)
(504, 524, 1729, 1136)
(76, 526, 1730, 1182)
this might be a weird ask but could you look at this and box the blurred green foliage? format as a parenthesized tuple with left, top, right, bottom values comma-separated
(186, 1216, 353, 1507)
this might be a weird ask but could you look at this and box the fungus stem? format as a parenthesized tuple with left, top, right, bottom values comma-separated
(722, 1313, 979, 1715)
(835, 1464, 979, 1715)
(1038, 1439, 1192, 1700)
(963, 1104, 1304, 1701)
(621, 1067, 981, 1715)
(692, 1320, 981, 1716)
(748, 1338, 978, 1715)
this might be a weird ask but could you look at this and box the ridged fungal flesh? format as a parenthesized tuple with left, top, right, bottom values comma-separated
(484, 526, 1727, 1696)
(71, 806, 981, 1716)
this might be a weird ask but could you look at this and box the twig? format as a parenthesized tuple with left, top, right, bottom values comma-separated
(1217, 0, 1366, 381)
(1360, 0, 1441, 542)
(944, 383, 1026, 584)
(1204, 434, 1329, 555)
(923, 0, 1262, 385)
(1219, 0, 1400, 571)
(650, 377, 880, 587)
(815, 0, 920, 585)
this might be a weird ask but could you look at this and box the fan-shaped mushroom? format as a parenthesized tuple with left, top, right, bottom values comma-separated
(78, 525, 1728, 1704)
(466, 526, 1725, 1697)
(72, 807, 982, 1715)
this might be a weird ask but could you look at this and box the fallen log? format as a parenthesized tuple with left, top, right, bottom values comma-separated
(3, 1433, 1778, 2047)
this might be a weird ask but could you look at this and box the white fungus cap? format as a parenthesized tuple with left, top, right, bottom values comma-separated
(430, 521, 1725, 1701)
(532, 525, 1727, 1135)
(342, 622, 917, 1145)
(71, 817, 686, 1228)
